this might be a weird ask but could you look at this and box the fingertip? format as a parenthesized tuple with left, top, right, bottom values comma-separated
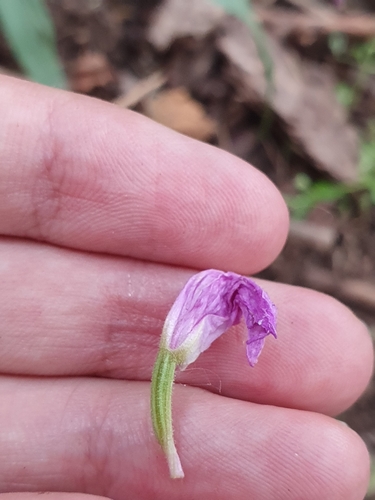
(0, 495, 111, 500)
(312, 293, 374, 415)
(279, 413, 370, 499)
(234, 282, 374, 415)
(324, 419, 370, 499)
(177, 389, 370, 500)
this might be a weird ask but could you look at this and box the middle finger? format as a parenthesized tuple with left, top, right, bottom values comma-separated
(0, 238, 372, 416)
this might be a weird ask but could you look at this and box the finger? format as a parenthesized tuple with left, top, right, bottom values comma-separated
(0, 495, 109, 500)
(0, 238, 372, 416)
(0, 75, 288, 274)
(0, 376, 369, 500)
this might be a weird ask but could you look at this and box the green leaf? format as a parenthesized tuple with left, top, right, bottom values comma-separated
(328, 32, 348, 59)
(335, 82, 356, 109)
(210, 0, 273, 94)
(350, 38, 375, 75)
(359, 139, 375, 177)
(0, 0, 66, 88)
(367, 456, 375, 496)
(287, 181, 351, 219)
(293, 173, 312, 192)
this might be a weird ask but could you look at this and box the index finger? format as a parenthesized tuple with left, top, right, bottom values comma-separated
(0, 76, 288, 273)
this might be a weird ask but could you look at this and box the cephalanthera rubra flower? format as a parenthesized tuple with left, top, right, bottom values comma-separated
(151, 269, 276, 479)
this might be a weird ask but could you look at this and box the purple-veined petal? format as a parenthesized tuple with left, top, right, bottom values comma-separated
(161, 269, 276, 369)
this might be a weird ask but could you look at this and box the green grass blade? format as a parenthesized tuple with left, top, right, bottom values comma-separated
(287, 181, 352, 219)
(210, 0, 273, 94)
(0, 0, 66, 88)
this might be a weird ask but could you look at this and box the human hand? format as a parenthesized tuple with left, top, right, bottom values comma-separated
(0, 75, 372, 500)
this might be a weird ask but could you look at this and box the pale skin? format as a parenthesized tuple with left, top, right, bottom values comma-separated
(0, 75, 373, 500)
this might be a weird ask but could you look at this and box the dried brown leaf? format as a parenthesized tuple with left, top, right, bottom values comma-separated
(143, 87, 217, 141)
(218, 17, 359, 182)
(148, 0, 358, 181)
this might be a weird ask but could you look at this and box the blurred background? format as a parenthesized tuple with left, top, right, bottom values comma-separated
(0, 0, 374, 496)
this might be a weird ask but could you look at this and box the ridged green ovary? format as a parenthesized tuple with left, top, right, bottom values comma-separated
(150, 347, 184, 478)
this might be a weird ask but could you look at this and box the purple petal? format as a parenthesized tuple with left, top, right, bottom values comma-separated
(162, 269, 276, 368)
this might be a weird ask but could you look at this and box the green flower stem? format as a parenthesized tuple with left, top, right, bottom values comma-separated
(151, 347, 184, 478)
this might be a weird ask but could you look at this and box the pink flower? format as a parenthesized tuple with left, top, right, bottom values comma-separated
(161, 269, 277, 369)
(151, 269, 277, 479)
